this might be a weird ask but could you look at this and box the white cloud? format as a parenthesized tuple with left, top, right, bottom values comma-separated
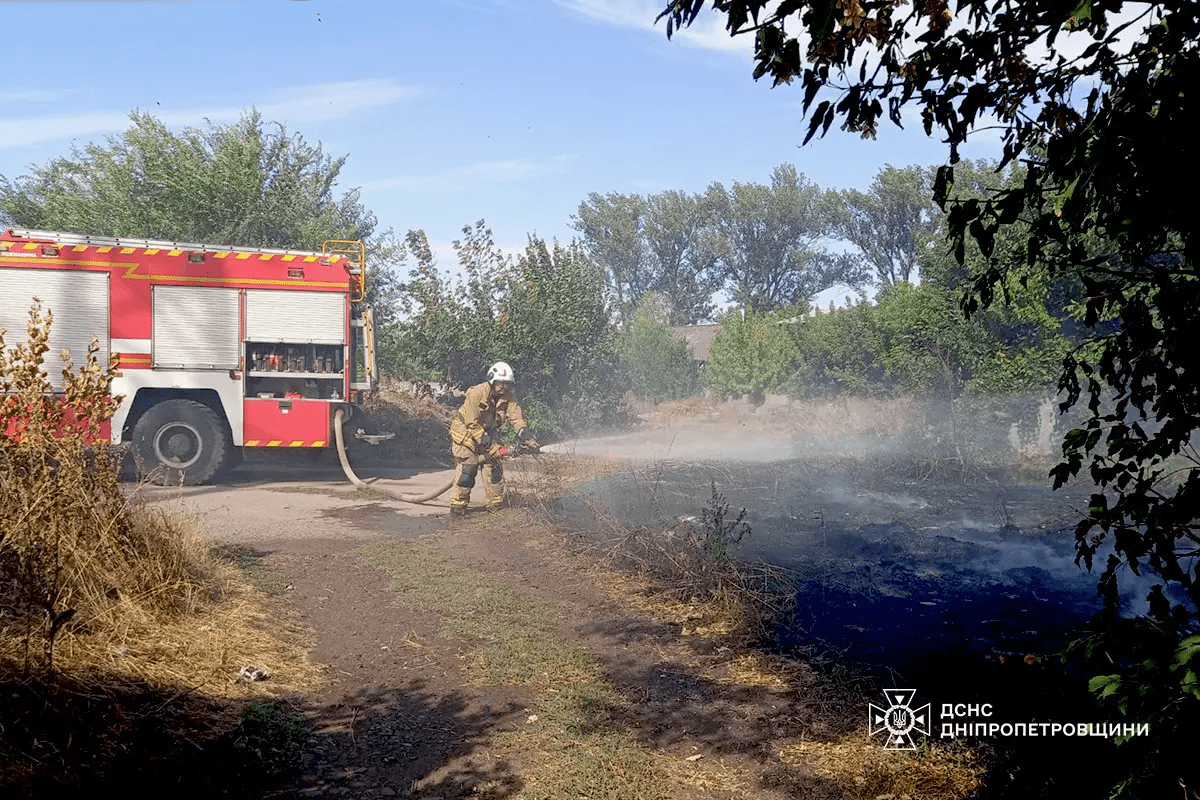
(0, 111, 134, 150)
(0, 79, 419, 150)
(364, 154, 578, 192)
(0, 90, 59, 103)
(253, 79, 421, 125)
(555, 0, 752, 56)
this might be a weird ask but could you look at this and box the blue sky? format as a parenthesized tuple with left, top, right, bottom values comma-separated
(0, 0, 1002, 304)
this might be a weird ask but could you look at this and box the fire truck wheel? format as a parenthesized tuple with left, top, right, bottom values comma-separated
(132, 399, 232, 485)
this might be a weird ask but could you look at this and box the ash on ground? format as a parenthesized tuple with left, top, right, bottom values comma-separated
(546, 454, 1124, 680)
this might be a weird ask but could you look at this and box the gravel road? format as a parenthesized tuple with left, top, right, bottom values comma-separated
(138, 458, 464, 542)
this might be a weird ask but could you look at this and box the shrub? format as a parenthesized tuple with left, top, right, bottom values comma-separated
(616, 293, 699, 402)
(1, 302, 210, 677)
(704, 306, 803, 397)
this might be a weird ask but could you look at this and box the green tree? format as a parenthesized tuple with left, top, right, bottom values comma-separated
(640, 190, 723, 324)
(0, 108, 405, 321)
(793, 300, 885, 396)
(492, 237, 620, 429)
(616, 293, 700, 401)
(659, 2, 1200, 794)
(384, 229, 479, 383)
(392, 227, 620, 431)
(704, 306, 803, 396)
(572, 189, 720, 324)
(2, 110, 384, 249)
(917, 159, 1077, 396)
(453, 219, 513, 321)
(571, 192, 652, 319)
(706, 164, 864, 311)
(830, 164, 938, 286)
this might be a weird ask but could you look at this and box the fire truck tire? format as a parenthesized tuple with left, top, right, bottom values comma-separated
(132, 399, 232, 485)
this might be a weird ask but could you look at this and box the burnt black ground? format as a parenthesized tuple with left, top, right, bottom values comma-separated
(549, 456, 1144, 799)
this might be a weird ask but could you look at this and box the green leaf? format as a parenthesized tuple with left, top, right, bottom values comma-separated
(1088, 673, 1121, 697)
(1173, 635, 1200, 669)
(1054, 176, 1080, 217)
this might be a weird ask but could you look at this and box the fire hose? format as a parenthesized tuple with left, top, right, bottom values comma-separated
(332, 409, 535, 506)
(333, 408, 460, 504)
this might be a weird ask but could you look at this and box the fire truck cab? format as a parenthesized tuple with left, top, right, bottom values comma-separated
(1, 228, 378, 485)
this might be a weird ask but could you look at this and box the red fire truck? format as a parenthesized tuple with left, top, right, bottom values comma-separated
(1, 228, 379, 484)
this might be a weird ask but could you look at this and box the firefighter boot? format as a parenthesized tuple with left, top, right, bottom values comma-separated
(483, 459, 505, 512)
(450, 459, 477, 516)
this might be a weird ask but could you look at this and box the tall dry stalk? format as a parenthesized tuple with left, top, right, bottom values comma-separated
(0, 301, 211, 677)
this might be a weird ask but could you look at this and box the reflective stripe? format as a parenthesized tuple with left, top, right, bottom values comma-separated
(243, 439, 326, 447)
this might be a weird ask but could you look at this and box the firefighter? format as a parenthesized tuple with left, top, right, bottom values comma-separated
(448, 361, 539, 515)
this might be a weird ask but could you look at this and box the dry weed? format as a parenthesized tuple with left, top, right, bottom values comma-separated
(1, 302, 320, 697)
(506, 450, 625, 516)
(779, 731, 983, 800)
(585, 513, 798, 647)
(368, 375, 457, 426)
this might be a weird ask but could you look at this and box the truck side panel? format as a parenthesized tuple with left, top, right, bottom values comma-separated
(245, 289, 346, 344)
(243, 398, 331, 447)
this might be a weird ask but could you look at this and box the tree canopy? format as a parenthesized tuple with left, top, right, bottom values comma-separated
(0, 109, 405, 320)
(391, 222, 619, 432)
(706, 163, 864, 311)
(572, 189, 721, 324)
(830, 164, 937, 286)
(574, 163, 862, 319)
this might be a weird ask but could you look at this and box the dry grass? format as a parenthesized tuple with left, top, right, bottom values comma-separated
(596, 570, 740, 638)
(522, 454, 985, 798)
(778, 732, 983, 800)
(646, 395, 722, 422)
(577, 490, 798, 648)
(1, 302, 320, 698)
(1, 493, 321, 697)
(370, 375, 458, 422)
(505, 450, 627, 513)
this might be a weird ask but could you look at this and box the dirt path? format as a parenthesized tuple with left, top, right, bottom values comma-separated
(147, 459, 848, 799)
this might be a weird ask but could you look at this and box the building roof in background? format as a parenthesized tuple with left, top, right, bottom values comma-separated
(669, 324, 721, 362)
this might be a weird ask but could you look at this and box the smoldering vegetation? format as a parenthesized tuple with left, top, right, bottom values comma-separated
(541, 393, 1162, 796)
(544, 393, 1126, 675)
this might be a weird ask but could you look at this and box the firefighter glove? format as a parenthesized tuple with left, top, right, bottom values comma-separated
(487, 443, 510, 458)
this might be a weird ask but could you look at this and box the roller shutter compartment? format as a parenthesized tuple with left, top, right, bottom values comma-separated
(0, 267, 109, 389)
(153, 286, 240, 369)
(245, 289, 346, 344)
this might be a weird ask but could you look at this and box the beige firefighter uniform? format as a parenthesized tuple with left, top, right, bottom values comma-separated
(448, 381, 529, 511)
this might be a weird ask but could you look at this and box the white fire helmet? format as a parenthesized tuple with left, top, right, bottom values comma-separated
(487, 361, 515, 384)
